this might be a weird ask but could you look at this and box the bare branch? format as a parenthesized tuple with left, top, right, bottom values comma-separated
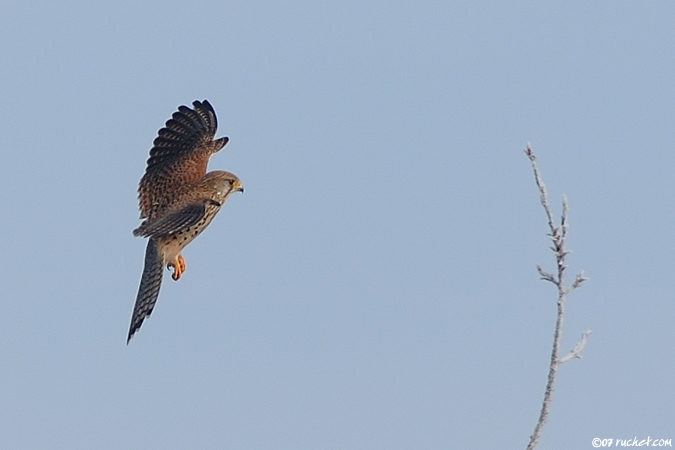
(567, 271, 588, 294)
(524, 144, 557, 239)
(524, 145, 590, 450)
(536, 265, 557, 285)
(560, 196, 569, 242)
(559, 330, 592, 364)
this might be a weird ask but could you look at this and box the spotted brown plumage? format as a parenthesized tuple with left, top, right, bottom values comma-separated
(128, 100, 243, 343)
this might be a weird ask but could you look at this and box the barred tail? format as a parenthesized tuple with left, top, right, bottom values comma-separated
(127, 239, 164, 343)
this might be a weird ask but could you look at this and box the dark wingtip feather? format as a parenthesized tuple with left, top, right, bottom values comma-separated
(142, 100, 221, 174)
(192, 100, 217, 131)
(214, 137, 229, 152)
(193, 99, 213, 112)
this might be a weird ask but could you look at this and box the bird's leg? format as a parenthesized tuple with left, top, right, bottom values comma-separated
(168, 254, 186, 281)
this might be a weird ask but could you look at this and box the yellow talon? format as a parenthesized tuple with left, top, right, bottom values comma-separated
(168, 255, 186, 281)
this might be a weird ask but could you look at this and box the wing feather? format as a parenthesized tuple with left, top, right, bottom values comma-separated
(133, 200, 220, 238)
(144, 100, 220, 173)
(137, 100, 229, 219)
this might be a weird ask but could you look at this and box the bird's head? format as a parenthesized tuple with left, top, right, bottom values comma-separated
(203, 170, 244, 203)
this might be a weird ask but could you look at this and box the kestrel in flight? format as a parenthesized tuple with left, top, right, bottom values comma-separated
(127, 100, 243, 343)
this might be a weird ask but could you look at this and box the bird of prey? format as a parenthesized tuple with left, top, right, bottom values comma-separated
(127, 100, 243, 343)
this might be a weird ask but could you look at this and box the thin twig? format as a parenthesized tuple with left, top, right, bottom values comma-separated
(536, 265, 556, 284)
(559, 331, 592, 364)
(524, 145, 557, 238)
(524, 145, 589, 450)
(568, 272, 587, 294)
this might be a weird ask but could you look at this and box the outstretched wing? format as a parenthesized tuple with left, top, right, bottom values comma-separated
(133, 200, 221, 238)
(138, 100, 229, 219)
(127, 239, 164, 343)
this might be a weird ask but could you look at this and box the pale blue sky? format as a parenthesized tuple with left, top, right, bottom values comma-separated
(0, 1, 673, 449)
